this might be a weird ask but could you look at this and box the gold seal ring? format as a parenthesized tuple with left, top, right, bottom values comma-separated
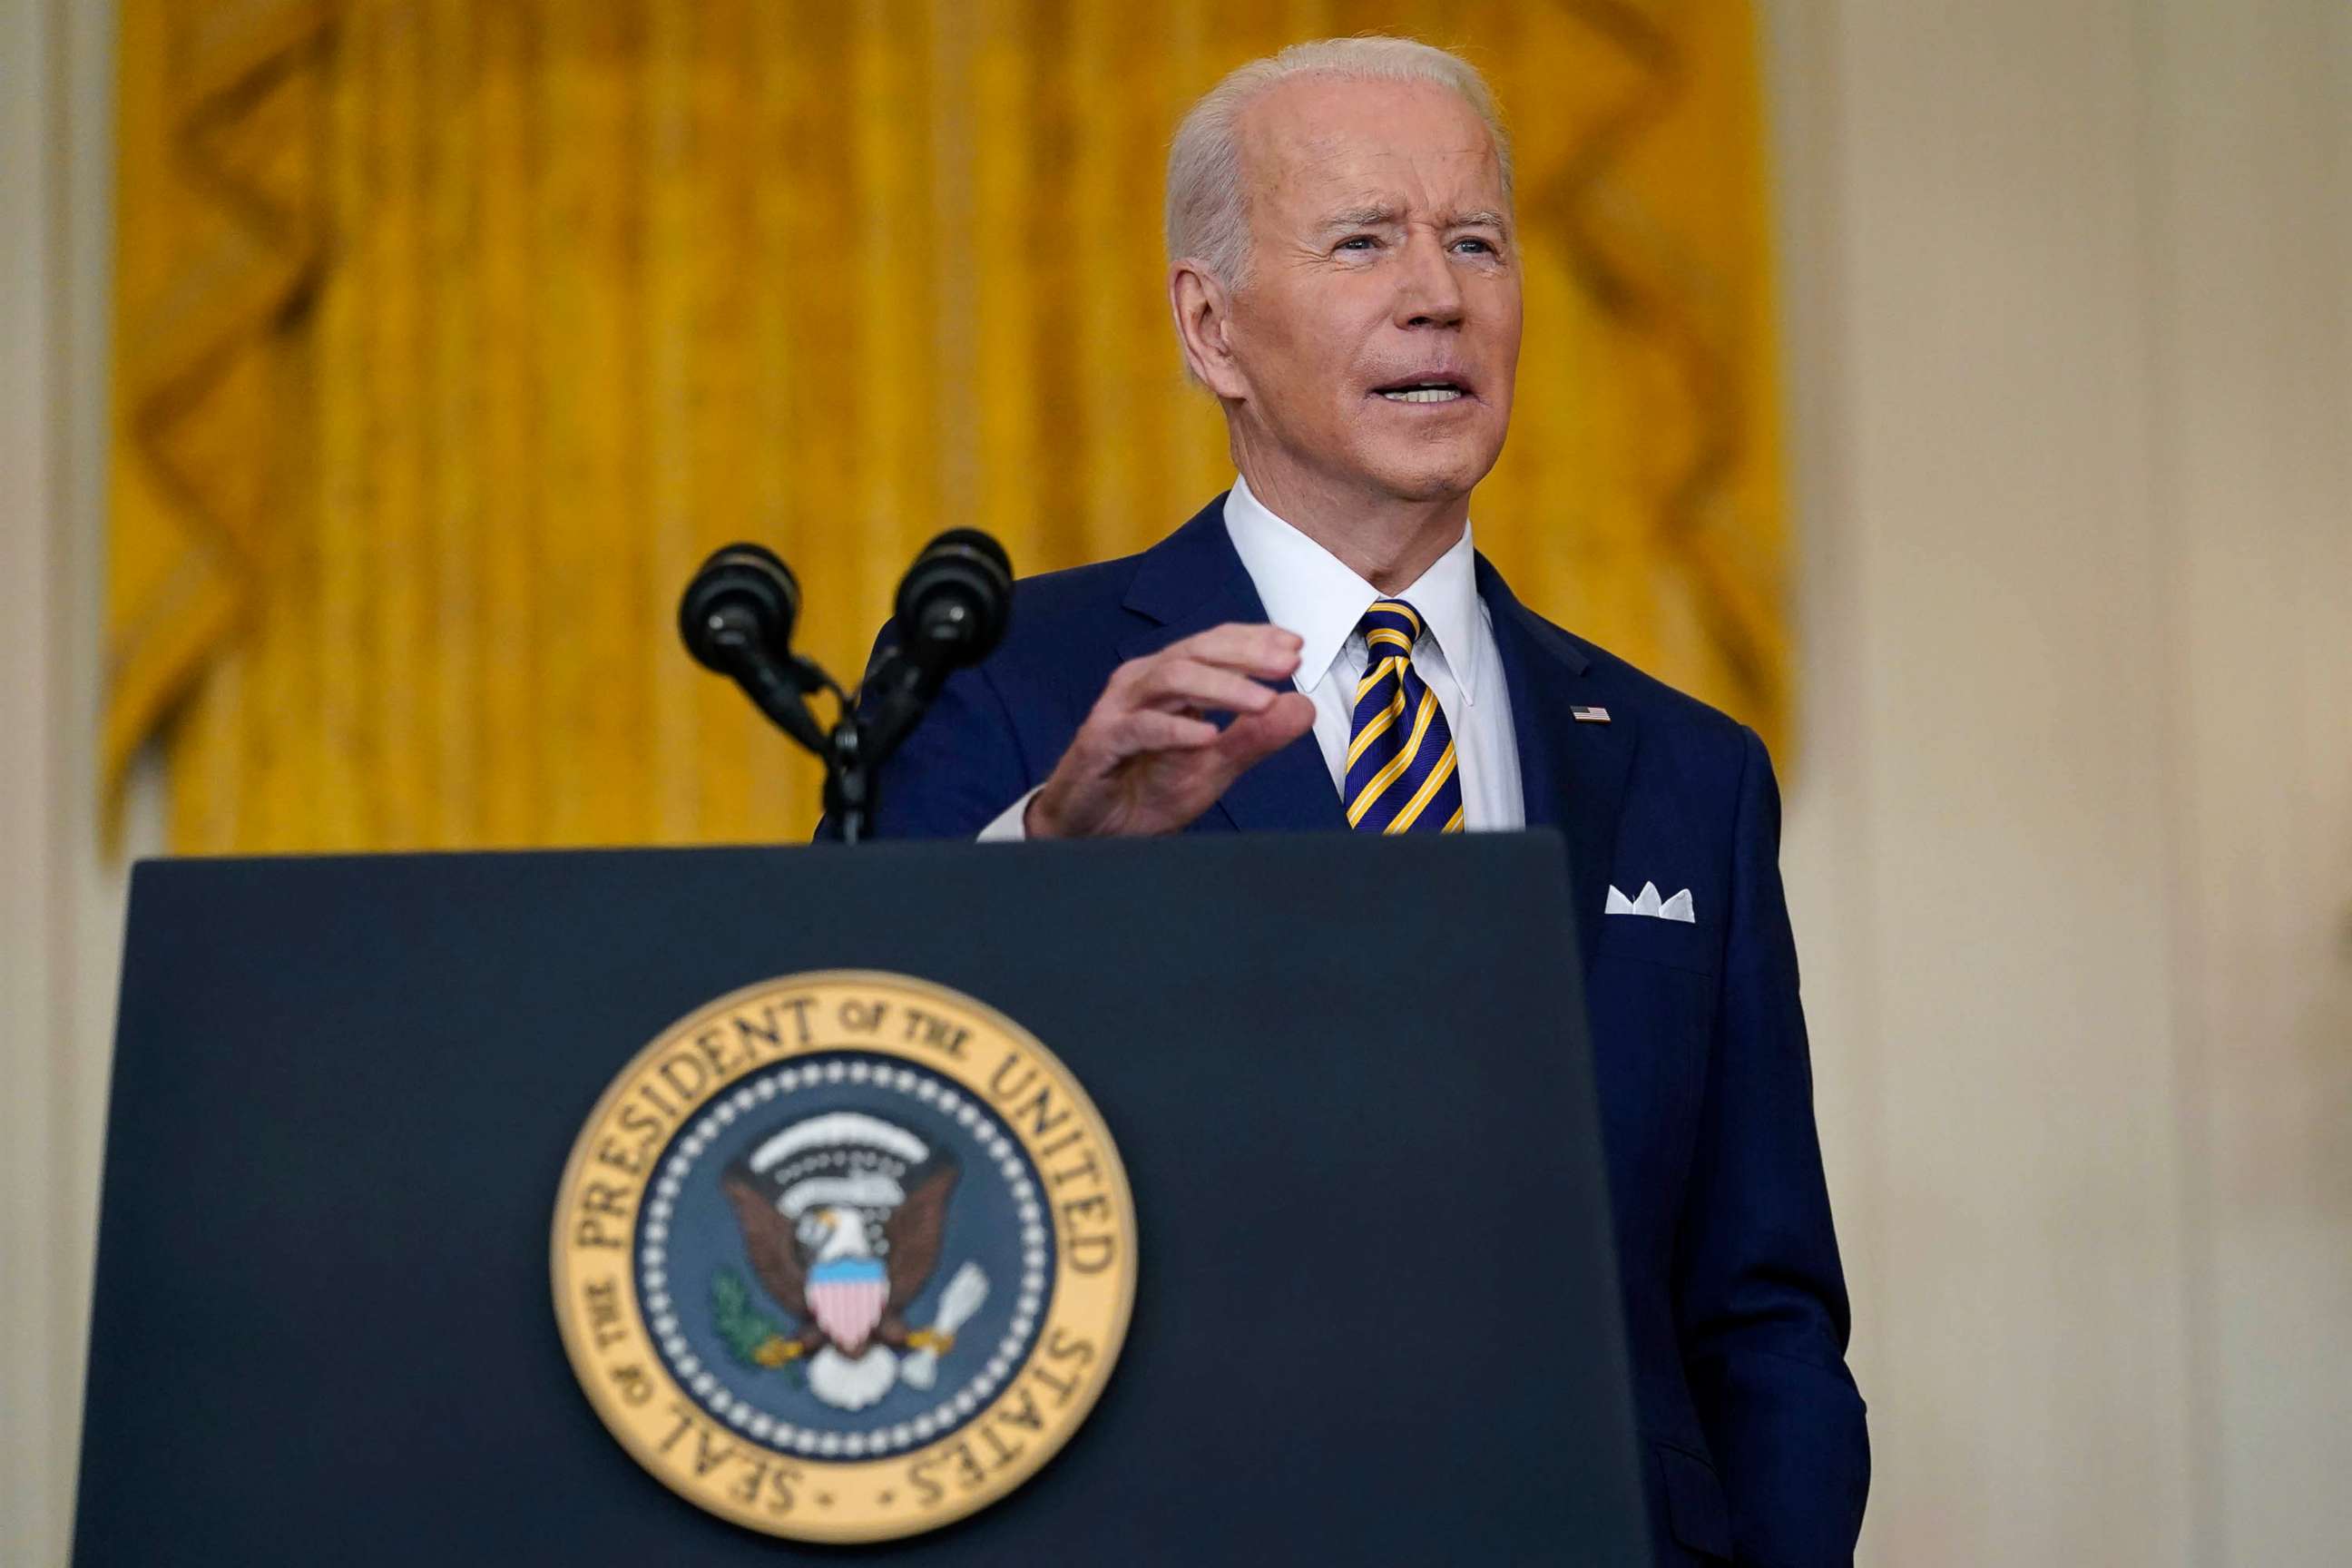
(552, 971, 1136, 1542)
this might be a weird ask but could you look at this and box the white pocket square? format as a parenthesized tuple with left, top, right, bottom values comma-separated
(1606, 882, 1696, 923)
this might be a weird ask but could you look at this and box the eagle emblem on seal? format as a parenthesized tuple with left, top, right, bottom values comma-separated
(719, 1111, 990, 1411)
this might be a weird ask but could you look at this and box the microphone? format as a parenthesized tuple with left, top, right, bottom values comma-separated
(678, 543, 828, 754)
(674, 529, 1014, 842)
(848, 530, 1015, 774)
(893, 528, 1014, 679)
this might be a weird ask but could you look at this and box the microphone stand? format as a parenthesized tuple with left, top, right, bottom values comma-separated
(682, 534, 1011, 847)
(825, 637, 952, 845)
(823, 712, 876, 847)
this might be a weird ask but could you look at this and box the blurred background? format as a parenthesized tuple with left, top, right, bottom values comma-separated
(3, 1, 2346, 1563)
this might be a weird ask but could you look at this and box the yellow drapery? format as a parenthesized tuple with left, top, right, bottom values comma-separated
(107, 0, 1790, 853)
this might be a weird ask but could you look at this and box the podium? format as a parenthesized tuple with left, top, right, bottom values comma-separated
(74, 832, 1649, 1563)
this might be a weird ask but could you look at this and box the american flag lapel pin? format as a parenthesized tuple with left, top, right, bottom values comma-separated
(1571, 704, 1611, 723)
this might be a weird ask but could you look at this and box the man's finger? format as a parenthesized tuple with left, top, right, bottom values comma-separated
(1210, 691, 1318, 769)
(1161, 622, 1304, 679)
(1128, 657, 1283, 718)
(1112, 710, 1221, 755)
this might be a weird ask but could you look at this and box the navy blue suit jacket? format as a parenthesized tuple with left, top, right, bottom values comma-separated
(837, 498, 1868, 1564)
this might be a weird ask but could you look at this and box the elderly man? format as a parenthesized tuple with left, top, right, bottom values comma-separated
(845, 36, 1867, 1567)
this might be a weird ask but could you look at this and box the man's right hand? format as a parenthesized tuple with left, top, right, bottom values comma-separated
(1025, 623, 1318, 838)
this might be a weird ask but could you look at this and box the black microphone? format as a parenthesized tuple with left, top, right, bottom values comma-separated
(844, 530, 1015, 779)
(894, 528, 1014, 678)
(678, 543, 828, 755)
(675, 531, 1014, 840)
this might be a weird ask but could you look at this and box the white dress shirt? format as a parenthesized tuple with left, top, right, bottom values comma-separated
(979, 473, 1525, 838)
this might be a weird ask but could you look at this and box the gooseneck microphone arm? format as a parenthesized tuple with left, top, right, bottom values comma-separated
(678, 530, 1014, 845)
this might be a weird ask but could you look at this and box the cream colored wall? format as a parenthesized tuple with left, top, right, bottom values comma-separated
(1770, 1, 2352, 1563)
(1, 3, 146, 1564)
(2146, 13, 2352, 1560)
(3, 2, 2346, 1563)
(0, 0, 67, 1556)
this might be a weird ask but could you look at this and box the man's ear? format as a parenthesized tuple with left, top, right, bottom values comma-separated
(1169, 260, 1249, 400)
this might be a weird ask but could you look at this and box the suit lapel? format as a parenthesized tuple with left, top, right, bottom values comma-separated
(1479, 558, 1635, 969)
(1117, 498, 1343, 834)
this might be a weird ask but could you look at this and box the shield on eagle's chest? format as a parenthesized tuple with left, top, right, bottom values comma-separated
(807, 1257, 889, 1353)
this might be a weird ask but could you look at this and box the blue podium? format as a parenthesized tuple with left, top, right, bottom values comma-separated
(74, 832, 1646, 1564)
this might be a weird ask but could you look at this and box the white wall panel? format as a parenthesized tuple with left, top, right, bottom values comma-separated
(2146, 5, 2352, 1562)
(1, 2, 136, 1563)
(0, 0, 69, 1557)
(1772, 2, 2352, 1563)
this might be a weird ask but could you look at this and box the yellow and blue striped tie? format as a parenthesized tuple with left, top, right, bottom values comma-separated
(1345, 600, 1465, 834)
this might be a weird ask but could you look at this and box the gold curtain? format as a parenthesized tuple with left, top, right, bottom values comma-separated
(108, 0, 1790, 854)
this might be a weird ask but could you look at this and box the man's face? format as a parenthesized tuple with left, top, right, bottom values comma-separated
(1216, 75, 1522, 505)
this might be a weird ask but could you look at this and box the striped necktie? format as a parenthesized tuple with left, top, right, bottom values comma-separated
(1344, 599, 1465, 834)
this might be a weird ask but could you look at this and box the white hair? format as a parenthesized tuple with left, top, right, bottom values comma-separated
(1164, 36, 1514, 291)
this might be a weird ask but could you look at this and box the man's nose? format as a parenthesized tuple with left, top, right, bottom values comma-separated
(1394, 230, 1465, 328)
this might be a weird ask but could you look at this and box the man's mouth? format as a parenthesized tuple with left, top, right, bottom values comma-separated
(1371, 377, 1474, 405)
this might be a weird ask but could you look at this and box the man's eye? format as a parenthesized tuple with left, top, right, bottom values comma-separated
(1337, 235, 1377, 251)
(1453, 237, 1496, 255)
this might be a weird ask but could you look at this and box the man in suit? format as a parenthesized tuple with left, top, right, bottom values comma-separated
(841, 36, 1867, 1566)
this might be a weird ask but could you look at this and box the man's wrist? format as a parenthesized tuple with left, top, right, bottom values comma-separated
(1024, 783, 1062, 840)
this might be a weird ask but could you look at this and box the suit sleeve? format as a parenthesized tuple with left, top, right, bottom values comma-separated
(812, 622, 1039, 841)
(1676, 725, 1870, 1565)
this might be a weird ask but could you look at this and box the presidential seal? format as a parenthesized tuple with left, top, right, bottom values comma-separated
(551, 971, 1136, 1543)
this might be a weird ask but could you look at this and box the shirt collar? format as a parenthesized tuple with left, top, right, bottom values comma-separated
(1220, 472, 1486, 704)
